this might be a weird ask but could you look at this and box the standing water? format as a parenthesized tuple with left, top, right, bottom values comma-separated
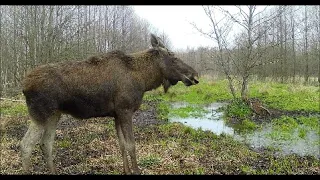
(169, 102, 234, 135)
(168, 102, 320, 158)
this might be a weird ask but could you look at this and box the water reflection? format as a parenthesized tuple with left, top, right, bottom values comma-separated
(168, 102, 320, 158)
(169, 102, 234, 135)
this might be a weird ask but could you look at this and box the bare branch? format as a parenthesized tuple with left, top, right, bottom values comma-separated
(235, 5, 249, 23)
(252, 5, 269, 19)
(217, 6, 249, 31)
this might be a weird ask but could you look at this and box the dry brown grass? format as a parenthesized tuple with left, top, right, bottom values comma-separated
(1, 101, 319, 175)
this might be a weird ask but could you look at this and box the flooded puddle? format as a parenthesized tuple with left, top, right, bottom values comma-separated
(235, 125, 320, 158)
(169, 102, 234, 135)
(168, 102, 320, 158)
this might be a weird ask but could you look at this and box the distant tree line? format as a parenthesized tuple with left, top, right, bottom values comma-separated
(1, 5, 319, 98)
(0, 5, 171, 96)
(185, 5, 319, 99)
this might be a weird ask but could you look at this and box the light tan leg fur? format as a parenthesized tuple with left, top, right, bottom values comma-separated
(20, 112, 61, 174)
(40, 112, 61, 174)
(20, 121, 45, 173)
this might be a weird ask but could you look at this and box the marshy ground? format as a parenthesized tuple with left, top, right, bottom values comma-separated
(1, 78, 319, 174)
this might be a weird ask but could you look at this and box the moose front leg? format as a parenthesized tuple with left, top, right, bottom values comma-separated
(115, 109, 141, 175)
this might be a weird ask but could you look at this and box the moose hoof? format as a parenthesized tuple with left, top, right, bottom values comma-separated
(22, 169, 31, 174)
(132, 168, 141, 175)
(49, 167, 57, 174)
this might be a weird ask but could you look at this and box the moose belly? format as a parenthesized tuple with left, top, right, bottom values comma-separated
(59, 94, 115, 119)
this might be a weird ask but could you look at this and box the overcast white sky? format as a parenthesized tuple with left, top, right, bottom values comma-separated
(133, 5, 268, 51)
(133, 5, 214, 51)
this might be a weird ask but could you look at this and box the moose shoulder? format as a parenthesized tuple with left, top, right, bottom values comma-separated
(20, 34, 199, 174)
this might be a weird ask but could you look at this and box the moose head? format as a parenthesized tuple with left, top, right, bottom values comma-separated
(150, 34, 199, 92)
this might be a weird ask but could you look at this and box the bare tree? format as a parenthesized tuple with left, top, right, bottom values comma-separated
(0, 5, 163, 96)
(192, 6, 237, 99)
(304, 6, 309, 85)
(193, 6, 284, 99)
(317, 6, 320, 84)
(290, 7, 297, 83)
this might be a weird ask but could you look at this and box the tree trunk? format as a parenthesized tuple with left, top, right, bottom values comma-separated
(241, 75, 249, 100)
(304, 6, 309, 85)
(280, 7, 284, 83)
(0, 6, 3, 95)
(226, 75, 236, 99)
(284, 8, 288, 83)
(318, 6, 320, 84)
(291, 7, 296, 83)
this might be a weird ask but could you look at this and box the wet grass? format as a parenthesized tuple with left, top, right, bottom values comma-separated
(250, 81, 319, 112)
(224, 98, 253, 119)
(1, 78, 319, 174)
(1, 106, 319, 175)
(145, 77, 319, 112)
(156, 101, 170, 121)
(169, 105, 208, 118)
(233, 119, 259, 133)
(146, 78, 319, 134)
(162, 79, 233, 104)
(266, 116, 320, 142)
(145, 78, 319, 161)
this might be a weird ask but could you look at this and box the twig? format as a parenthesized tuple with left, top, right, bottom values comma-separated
(0, 98, 25, 102)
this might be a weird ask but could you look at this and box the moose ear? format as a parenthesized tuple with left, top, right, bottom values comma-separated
(151, 33, 159, 48)
(151, 33, 166, 48)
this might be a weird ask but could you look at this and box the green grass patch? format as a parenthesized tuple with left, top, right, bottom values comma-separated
(295, 116, 320, 133)
(267, 116, 299, 141)
(139, 154, 161, 168)
(267, 116, 319, 141)
(143, 92, 163, 102)
(193, 167, 206, 175)
(170, 105, 208, 118)
(260, 156, 300, 174)
(143, 92, 170, 121)
(225, 98, 252, 119)
(147, 78, 319, 112)
(241, 165, 257, 174)
(233, 119, 259, 133)
(182, 125, 217, 142)
(144, 78, 319, 131)
(162, 78, 318, 112)
(57, 139, 72, 148)
(250, 81, 319, 112)
(139, 103, 149, 111)
(161, 79, 233, 104)
(298, 128, 307, 139)
(156, 101, 170, 121)
(0, 101, 28, 117)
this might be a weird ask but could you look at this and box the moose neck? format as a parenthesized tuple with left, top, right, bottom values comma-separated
(129, 50, 164, 92)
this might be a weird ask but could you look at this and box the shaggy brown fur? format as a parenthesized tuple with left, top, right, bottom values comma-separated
(20, 34, 199, 174)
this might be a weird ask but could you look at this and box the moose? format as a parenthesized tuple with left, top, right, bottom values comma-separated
(20, 33, 199, 174)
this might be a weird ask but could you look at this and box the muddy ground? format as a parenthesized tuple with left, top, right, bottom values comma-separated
(1, 100, 319, 175)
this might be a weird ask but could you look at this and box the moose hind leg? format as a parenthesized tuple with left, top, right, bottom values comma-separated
(20, 121, 45, 173)
(40, 112, 61, 174)
(115, 119, 131, 174)
(118, 112, 141, 175)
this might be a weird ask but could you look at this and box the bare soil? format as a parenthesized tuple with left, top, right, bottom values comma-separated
(1, 100, 319, 175)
